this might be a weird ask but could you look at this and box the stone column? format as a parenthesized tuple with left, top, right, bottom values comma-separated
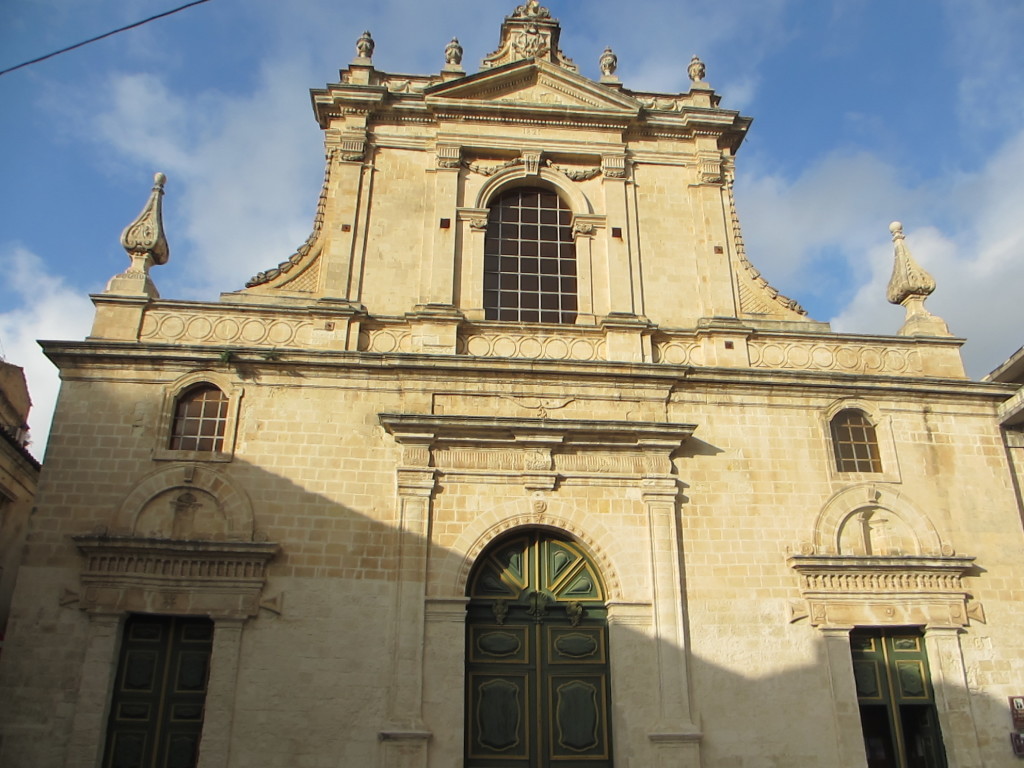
(819, 626, 869, 768)
(65, 612, 124, 768)
(197, 618, 245, 768)
(923, 625, 982, 768)
(379, 440, 436, 768)
(641, 476, 701, 765)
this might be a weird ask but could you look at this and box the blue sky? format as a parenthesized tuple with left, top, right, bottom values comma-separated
(2, 0, 1023, 452)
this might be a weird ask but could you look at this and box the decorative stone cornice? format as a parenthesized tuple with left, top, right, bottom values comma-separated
(73, 535, 280, 619)
(788, 553, 980, 628)
(379, 414, 694, 487)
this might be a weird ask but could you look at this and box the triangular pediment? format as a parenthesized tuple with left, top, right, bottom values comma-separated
(425, 60, 639, 114)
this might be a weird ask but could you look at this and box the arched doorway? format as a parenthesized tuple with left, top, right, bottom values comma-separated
(465, 530, 612, 767)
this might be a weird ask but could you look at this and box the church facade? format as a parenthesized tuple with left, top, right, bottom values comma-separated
(2, 5, 1023, 767)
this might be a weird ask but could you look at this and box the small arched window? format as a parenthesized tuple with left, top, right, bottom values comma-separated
(169, 385, 229, 452)
(483, 186, 577, 323)
(831, 409, 882, 473)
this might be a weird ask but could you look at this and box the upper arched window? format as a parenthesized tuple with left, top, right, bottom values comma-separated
(483, 187, 577, 323)
(831, 409, 882, 473)
(169, 385, 229, 452)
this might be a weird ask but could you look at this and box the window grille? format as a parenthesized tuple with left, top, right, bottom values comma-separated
(483, 187, 577, 323)
(831, 410, 882, 472)
(169, 385, 228, 452)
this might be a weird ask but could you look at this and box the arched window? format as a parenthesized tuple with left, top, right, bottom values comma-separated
(465, 530, 611, 767)
(831, 409, 882, 473)
(483, 187, 577, 323)
(169, 385, 229, 452)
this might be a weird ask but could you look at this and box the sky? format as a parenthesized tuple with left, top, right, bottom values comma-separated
(2, 0, 1023, 455)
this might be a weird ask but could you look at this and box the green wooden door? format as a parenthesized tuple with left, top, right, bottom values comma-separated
(466, 532, 612, 767)
(852, 630, 948, 768)
(103, 615, 214, 768)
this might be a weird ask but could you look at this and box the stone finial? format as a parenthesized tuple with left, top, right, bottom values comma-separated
(482, 2, 576, 71)
(513, 0, 551, 19)
(106, 172, 168, 298)
(355, 30, 375, 62)
(445, 37, 464, 66)
(885, 221, 950, 337)
(688, 54, 707, 85)
(599, 47, 617, 77)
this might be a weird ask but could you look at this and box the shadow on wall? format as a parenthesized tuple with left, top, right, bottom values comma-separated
(0, 373, 1017, 768)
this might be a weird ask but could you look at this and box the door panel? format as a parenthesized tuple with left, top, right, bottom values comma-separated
(466, 533, 612, 767)
(851, 629, 947, 768)
(104, 615, 213, 768)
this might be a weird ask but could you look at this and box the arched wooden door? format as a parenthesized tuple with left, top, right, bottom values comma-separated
(465, 531, 612, 767)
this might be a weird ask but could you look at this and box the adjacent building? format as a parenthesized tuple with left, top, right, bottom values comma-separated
(0, 360, 40, 657)
(2, 4, 1023, 767)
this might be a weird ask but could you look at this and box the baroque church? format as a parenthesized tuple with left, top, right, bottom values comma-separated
(2, 4, 1023, 767)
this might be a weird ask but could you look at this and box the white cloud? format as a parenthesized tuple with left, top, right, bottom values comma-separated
(0, 246, 94, 456)
(738, 127, 1024, 379)
(87, 60, 324, 299)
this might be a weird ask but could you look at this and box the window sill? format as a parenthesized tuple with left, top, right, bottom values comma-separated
(153, 448, 233, 463)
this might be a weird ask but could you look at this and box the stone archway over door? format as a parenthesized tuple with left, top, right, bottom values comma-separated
(465, 530, 612, 768)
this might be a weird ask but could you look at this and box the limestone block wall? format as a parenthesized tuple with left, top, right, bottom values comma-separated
(1, 348, 1021, 767)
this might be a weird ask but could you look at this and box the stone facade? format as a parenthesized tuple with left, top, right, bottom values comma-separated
(1, 5, 1023, 767)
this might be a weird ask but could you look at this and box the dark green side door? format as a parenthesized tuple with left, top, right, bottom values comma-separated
(852, 629, 948, 768)
(466, 532, 612, 767)
(103, 615, 214, 768)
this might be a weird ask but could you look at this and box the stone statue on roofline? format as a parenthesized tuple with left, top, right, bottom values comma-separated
(688, 54, 707, 85)
(599, 47, 617, 77)
(445, 37, 464, 66)
(355, 31, 375, 61)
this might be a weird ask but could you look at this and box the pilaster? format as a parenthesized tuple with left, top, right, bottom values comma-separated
(380, 436, 437, 768)
(320, 128, 372, 299)
(601, 154, 636, 315)
(641, 477, 701, 759)
(819, 626, 869, 768)
(923, 626, 983, 768)
(572, 216, 600, 324)
(406, 304, 464, 355)
(456, 207, 489, 319)
(65, 612, 124, 768)
(88, 294, 150, 341)
(197, 618, 246, 768)
(419, 145, 462, 307)
(601, 312, 654, 363)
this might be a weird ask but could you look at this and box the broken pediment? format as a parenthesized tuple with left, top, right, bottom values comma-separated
(425, 60, 640, 115)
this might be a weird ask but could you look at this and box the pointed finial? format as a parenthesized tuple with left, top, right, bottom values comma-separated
(355, 30, 374, 62)
(688, 54, 707, 85)
(599, 47, 618, 77)
(106, 173, 168, 298)
(885, 221, 950, 337)
(120, 172, 169, 266)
